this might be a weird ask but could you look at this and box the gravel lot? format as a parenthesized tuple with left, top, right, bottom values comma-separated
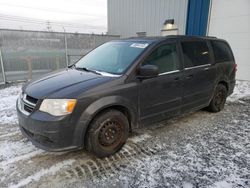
(0, 81, 249, 188)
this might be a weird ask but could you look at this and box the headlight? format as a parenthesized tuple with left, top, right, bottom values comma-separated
(39, 99, 77, 116)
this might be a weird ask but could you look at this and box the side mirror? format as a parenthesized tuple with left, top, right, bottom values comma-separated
(138, 65, 159, 79)
(67, 63, 75, 68)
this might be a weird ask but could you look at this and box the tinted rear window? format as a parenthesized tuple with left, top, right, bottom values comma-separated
(181, 41, 211, 68)
(211, 40, 233, 63)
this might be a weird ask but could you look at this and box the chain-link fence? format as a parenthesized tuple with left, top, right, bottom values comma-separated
(0, 29, 119, 84)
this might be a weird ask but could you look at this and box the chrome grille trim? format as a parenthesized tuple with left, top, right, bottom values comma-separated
(18, 94, 38, 115)
(23, 94, 36, 107)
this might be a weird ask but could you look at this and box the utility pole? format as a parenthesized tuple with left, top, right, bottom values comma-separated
(46, 21, 52, 32)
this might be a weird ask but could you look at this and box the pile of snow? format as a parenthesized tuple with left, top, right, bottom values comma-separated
(228, 80, 250, 102)
(0, 84, 22, 124)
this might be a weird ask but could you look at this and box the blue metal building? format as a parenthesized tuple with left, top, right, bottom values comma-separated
(108, 0, 250, 80)
(186, 0, 211, 36)
(107, 0, 211, 37)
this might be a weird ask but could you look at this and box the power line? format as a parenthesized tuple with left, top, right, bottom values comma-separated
(0, 3, 105, 18)
(0, 13, 105, 25)
(0, 14, 105, 30)
(0, 17, 104, 30)
(0, 14, 105, 27)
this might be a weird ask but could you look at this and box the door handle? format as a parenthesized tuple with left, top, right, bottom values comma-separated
(186, 74, 193, 79)
(203, 67, 210, 70)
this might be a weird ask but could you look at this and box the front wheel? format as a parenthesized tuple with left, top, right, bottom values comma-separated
(86, 109, 129, 158)
(207, 84, 227, 112)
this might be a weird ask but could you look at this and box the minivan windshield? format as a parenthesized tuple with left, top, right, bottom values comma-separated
(75, 41, 149, 75)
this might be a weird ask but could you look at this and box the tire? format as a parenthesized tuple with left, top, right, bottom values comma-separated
(86, 109, 129, 158)
(207, 84, 227, 112)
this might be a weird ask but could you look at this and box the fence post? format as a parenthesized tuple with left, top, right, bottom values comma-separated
(63, 27, 69, 67)
(26, 58, 32, 80)
(0, 49, 6, 84)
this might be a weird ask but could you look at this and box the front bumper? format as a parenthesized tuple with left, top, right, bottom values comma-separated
(228, 80, 236, 96)
(17, 101, 81, 152)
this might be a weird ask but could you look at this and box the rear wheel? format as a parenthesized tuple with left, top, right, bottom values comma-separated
(207, 84, 227, 112)
(86, 109, 129, 158)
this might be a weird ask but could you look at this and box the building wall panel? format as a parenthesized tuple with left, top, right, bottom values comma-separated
(208, 0, 250, 80)
(107, 0, 188, 37)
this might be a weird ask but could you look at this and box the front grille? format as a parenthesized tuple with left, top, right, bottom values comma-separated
(19, 93, 38, 115)
(26, 95, 38, 104)
(24, 104, 33, 113)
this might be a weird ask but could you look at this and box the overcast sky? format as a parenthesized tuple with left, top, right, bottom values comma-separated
(0, 0, 107, 33)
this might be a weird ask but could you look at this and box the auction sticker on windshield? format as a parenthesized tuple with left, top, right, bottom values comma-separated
(130, 43, 149, 48)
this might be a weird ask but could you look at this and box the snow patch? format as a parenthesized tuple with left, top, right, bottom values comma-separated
(0, 140, 37, 161)
(0, 131, 19, 139)
(9, 159, 75, 188)
(212, 180, 233, 188)
(228, 80, 250, 102)
(0, 84, 22, 125)
(232, 119, 239, 124)
(183, 182, 194, 188)
(129, 133, 152, 143)
(1, 150, 44, 169)
(210, 174, 248, 188)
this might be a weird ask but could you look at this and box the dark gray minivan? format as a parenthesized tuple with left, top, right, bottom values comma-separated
(17, 36, 236, 157)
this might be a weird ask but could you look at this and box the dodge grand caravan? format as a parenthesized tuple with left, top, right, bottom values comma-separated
(17, 36, 236, 157)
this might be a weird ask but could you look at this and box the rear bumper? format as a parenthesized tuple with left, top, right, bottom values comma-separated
(17, 101, 81, 152)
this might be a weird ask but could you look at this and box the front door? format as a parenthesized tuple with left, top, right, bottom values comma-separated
(139, 42, 183, 125)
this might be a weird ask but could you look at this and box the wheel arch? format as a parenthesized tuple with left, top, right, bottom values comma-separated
(218, 80, 229, 92)
(75, 96, 138, 148)
(208, 79, 229, 105)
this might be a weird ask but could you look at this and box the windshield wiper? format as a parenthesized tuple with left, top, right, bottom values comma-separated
(75, 66, 101, 75)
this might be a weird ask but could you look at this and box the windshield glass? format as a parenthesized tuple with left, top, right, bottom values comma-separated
(75, 41, 149, 75)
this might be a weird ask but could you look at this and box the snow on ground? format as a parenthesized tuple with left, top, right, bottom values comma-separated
(0, 80, 250, 187)
(0, 140, 40, 162)
(0, 84, 22, 125)
(228, 80, 250, 102)
(9, 159, 75, 188)
(128, 132, 152, 143)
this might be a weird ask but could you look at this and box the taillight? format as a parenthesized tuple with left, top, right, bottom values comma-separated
(233, 64, 237, 72)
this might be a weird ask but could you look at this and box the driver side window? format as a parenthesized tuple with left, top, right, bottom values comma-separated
(143, 43, 180, 73)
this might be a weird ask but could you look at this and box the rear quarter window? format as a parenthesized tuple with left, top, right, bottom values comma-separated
(211, 40, 234, 63)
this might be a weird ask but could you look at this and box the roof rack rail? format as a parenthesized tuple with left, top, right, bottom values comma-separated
(163, 35, 218, 38)
(206, 36, 217, 38)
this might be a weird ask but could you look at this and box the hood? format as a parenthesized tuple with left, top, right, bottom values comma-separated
(24, 68, 110, 99)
